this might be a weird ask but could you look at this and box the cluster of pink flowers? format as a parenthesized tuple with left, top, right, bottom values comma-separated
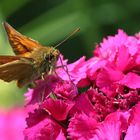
(24, 30, 140, 140)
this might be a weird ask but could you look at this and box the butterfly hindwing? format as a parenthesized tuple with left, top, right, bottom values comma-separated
(0, 57, 35, 87)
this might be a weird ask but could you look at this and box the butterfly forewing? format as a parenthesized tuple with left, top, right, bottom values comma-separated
(4, 22, 41, 55)
(0, 56, 21, 64)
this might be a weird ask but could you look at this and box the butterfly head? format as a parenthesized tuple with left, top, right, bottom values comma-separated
(43, 47, 60, 65)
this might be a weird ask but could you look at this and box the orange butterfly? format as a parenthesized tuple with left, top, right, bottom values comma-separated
(0, 22, 60, 88)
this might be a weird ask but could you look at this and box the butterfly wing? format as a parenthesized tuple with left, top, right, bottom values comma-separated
(0, 57, 36, 87)
(3, 22, 41, 56)
(0, 55, 21, 64)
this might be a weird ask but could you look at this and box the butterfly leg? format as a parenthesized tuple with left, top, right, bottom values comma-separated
(41, 73, 45, 80)
(28, 81, 37, 88)
(56, 65, 67, 69)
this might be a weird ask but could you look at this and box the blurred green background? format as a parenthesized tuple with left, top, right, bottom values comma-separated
(0, 0, 140, 108)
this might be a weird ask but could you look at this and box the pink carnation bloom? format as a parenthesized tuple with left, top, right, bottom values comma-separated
(54, 80, 78, 100)
(41, 98, 74, 121)
(24, 109, 66, 140)
(89, 30, 140, 97)
(24, 29, 140, 139)
(0, 108, 26, 140)
(57, 56, 90, 87)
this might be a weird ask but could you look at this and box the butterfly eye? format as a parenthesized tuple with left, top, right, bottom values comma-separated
(45, 55, 49, 61)
(49, 55, 53, 60)
(45, 54, 53, 61)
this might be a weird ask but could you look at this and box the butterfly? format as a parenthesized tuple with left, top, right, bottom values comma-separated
(0, 22, 61, 88)
(0, 22, 80, 88)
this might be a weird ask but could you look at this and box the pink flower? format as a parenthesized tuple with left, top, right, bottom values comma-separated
(24, 109, 66, 140)
(41, 98, 74, 121)
(57, 56, 90, 87)
(54, 80, 78, 99)
(96, 66, 124, 97)
(24, 29, 140, 139)
(93, 120, 122, 140)
(56, 131, 66, 140)
(124, 102, 140, 140)
(119, 72, 140, 89)
(86, 57, 107, 81)
(25, 75, 61, 105)
(25, 75, 78, 106)
(87, 29, 140, 97)
(68, 113, 97, 139)
(70, 93, 96, 118)
(56, 130, 66, 140)
(0, 108, 26, 140)
(125, 124, 140, 140)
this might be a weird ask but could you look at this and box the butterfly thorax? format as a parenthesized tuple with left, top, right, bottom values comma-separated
(28, 46, 60, 75)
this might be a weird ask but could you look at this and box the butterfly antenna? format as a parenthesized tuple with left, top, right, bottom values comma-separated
(54, 28, 80, 48)
(59, 56, 75, 86)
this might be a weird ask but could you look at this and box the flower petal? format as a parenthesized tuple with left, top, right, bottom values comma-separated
(42, 98, 74, 121)
(68, 113, 97, 139)
(56, 130, 66, 140)
(96, 66, 123, 97)
(119, 73, 140, 89)
(70, 93, 96, 117)
(94, 122, 121, 140)
(125, 124, 140, 140)
(54, 80, 78, 100)
(25, 75, 60, 105)
(25, 109, 65, 140)
(57, 56, 88, 86)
